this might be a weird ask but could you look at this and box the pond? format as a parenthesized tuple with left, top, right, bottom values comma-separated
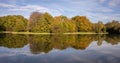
(0, 34, 120, 63)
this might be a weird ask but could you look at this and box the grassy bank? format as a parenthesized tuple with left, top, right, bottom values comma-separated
(0, 31, 108, 35)
(64, 32, 108, 34)
(0, 31, 51, 35)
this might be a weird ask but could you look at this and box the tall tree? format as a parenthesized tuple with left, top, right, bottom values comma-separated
(28, 12, 43, 32)
(30, 12, 54, 32)
(94, 21, 106, 33)
(72, 16, 93, 32)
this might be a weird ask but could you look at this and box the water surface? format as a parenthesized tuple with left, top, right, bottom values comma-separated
(0, 34, 120, 63)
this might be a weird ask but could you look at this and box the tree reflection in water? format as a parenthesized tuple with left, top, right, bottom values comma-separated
(0, 34, 120, 54)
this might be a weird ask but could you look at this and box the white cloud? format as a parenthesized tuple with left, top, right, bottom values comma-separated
(10, 5, 49, 12)
(0, 0, 119, 22)
(108, 0, 120, 7)
(0, 3, 62, 16)
(0, 3, 15, 8)
(10, 4, 62, 16)
(99, 0, 106, 3)
(89, 13, 120, 23)
(53, 0, 117, 22)
(94, 7, 114, 12)
(65, 0, 113, 13)
(48, 9, 62, 16)
(3, 0, 25, 4)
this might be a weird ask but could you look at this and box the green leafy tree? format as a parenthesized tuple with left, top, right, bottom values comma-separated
(0, 15, 28, 31)
(0, 17, 6, 31)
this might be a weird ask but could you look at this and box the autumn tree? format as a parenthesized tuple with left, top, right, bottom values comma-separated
(28, 12, 43, 32)
(50, 16, 63, 33)
(29, 12, 54, 32)
(50, 16, 76, 33)
(94, 21, 106, 33)
(0, 15, 28, 31)
(72, 16, 93, 32)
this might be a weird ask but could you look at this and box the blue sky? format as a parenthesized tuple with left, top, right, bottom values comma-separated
(0, 0, 120, 23)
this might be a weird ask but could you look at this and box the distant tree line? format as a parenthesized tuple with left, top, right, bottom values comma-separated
(0, 12, 120, 34)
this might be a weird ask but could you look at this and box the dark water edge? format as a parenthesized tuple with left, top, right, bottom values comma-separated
(0, 34, 120, 63)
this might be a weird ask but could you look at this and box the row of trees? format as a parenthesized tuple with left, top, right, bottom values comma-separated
(0, 12, 120, 33)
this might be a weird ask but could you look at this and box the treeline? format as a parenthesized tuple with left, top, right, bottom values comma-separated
(0, 12, 120, 34)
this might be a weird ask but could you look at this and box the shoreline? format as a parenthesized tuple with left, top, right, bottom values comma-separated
(0, 31, 108, 35)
